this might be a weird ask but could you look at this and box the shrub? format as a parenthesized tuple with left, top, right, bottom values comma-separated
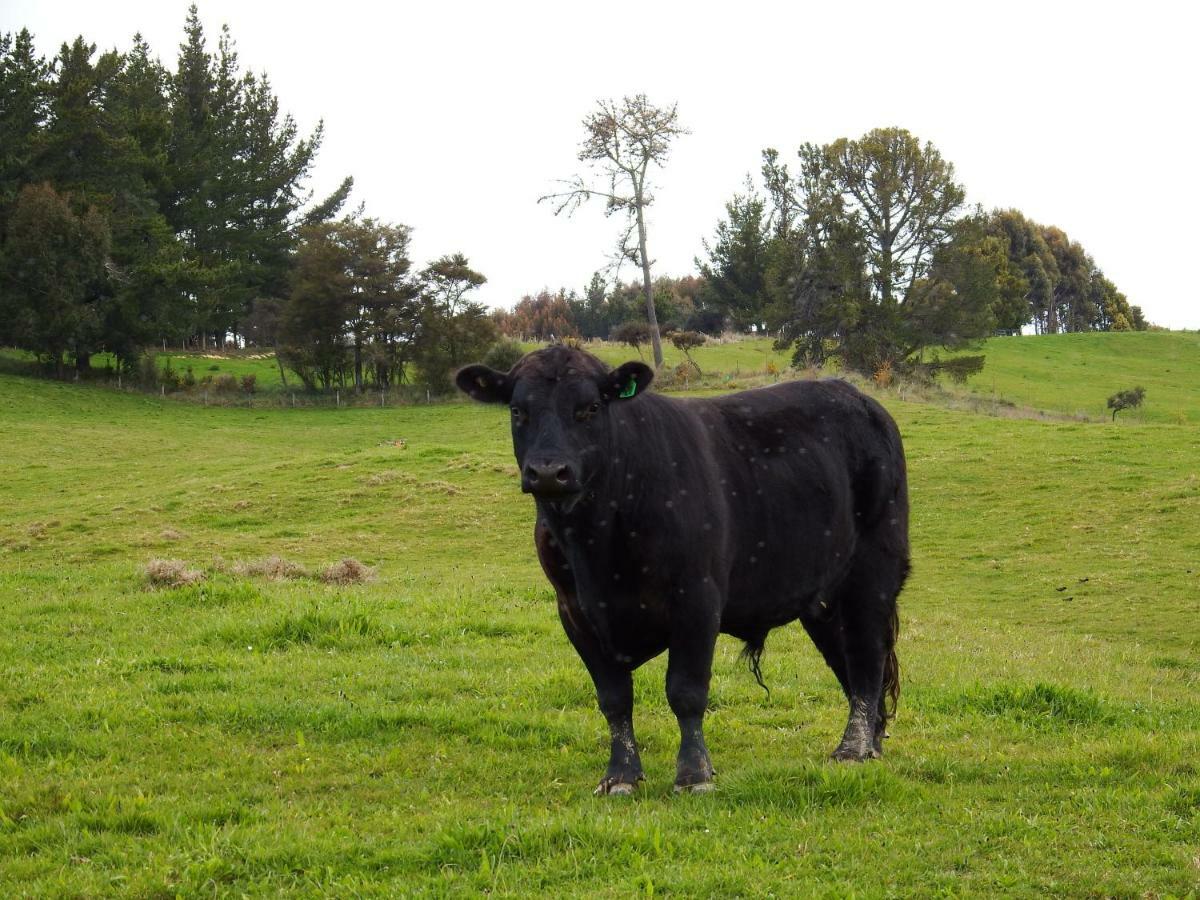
(240, 374, 257, 394)
(873, 361, 893, 388)
(670, 330, 706, 374)
(214, 373, 239, 395)
(1107, 386, 1145, 421)
(182, 366, 196, 389)
(160, 359, 182, 392)
(611, 321, 651, 360)
(482, 340, 524, 372)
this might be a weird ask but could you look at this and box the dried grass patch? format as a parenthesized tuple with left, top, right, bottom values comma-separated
(234, 555, 309, 581)
(320, 558, 375, 585)
(143, 558, 205, 588)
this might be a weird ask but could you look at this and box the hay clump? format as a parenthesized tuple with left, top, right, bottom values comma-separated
(144, 558, 204, 588)
(320, 558, 375, 585)
(235, 555, 309, 580)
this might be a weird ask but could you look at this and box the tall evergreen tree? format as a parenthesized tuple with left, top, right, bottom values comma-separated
(1, 183, 110, 376)
(698, 181, 770, 330)
(0, 29, 49, 247)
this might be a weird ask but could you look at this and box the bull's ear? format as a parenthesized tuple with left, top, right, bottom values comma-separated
(455, 365, 513, 404)
(603, 361, 654, 402)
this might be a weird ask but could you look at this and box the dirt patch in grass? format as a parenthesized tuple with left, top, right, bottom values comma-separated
(143, 558, 205, 588)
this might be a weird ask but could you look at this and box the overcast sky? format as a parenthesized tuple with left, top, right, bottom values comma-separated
(4, 0, 1198, 329)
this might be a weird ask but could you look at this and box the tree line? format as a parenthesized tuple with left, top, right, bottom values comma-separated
(0, 10, 496, 391)
(502, 113, 1147, 379)
(697, 133, 1146, 375)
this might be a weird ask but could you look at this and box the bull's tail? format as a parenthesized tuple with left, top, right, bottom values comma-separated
(740, 633, 770, 697)
(881, 563, 907, 720)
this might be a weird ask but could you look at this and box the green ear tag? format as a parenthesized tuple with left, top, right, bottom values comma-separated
(619, 379, 637, 399)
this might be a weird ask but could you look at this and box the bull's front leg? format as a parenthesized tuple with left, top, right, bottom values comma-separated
(666, 591, 721, 793)
(557, 602, 645, 795)
(589, 660, 645, 796)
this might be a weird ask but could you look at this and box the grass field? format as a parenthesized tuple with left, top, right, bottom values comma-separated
(1, 341, 1199, 895)
(953, 330, 1200, 424)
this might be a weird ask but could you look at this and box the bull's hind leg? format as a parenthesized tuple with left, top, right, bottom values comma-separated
(826, 551, 905, 762)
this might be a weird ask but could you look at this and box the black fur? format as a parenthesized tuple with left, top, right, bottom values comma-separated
(457, 347, 911, 790)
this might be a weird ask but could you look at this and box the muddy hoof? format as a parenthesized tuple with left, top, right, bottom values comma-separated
(673, 780, 715, 794)
(594, 777, 640, 796)
(831, 744, 881, 762)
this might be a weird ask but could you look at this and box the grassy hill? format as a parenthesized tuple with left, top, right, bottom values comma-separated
(957, 330, 1200, 423)
(1, 368, 1197, 895)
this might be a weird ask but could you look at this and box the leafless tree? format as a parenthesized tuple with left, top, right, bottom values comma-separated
(540, 95, 687, 368)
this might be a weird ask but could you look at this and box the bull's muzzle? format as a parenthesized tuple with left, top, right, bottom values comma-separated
(522, 460, 581, 497)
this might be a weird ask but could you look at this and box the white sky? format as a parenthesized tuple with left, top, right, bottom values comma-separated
(4, 0, 1198, 329)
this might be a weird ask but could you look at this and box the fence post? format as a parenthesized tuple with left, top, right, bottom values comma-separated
(203, 390, 208, 406)
(161, 384, 165, 397)
(291, 392, 295, 408)
(380, 391, 385, 408)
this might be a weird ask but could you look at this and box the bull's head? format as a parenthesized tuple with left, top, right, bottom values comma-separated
(456, 347, 653, 500)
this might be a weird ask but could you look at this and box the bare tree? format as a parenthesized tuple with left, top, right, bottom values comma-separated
(540, 95, 687, 368)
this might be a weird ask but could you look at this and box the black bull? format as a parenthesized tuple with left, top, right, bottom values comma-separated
(457, 346, 910, 794)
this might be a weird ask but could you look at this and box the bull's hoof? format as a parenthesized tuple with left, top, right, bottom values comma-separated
(594, 776, 641, 796)
(831, 743, 882, 762)
(673, 780, 715, 794)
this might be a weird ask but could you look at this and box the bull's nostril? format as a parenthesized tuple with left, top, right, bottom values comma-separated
(555, 467, 570, 483)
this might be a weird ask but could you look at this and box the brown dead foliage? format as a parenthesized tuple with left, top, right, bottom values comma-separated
(320, 558, 375, 585)
(143, 558, 204, 588)
(234, 555, 309, 580)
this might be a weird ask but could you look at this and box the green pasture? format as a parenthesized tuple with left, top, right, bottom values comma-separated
(1, 351, 1198, 895)
(953, 330, 1200, 424)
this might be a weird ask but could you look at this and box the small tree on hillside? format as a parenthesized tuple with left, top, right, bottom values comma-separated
(1107, 386, 1145, 421)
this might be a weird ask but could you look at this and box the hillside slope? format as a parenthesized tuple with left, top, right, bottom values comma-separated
(959, 331, 1200, 423)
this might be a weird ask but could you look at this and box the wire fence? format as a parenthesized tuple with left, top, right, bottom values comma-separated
(0, 357, 454, 409)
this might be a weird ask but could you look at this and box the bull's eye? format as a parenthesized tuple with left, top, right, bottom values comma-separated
(576, 401, 602, 421)
(510, 406, 526, 424)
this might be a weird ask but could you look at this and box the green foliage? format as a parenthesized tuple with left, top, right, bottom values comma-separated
(763, 129, 986, 375)
(1, 182, 110, 374)
(611, 320, 651, 360)
(412, 253, 495, 394)
(1107, 386, 1146, 421)
(669, 330, 707, 373)
(697, 181, 769, 329)
(481, 339, 525, 373)
(280, 216, 417, 391)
